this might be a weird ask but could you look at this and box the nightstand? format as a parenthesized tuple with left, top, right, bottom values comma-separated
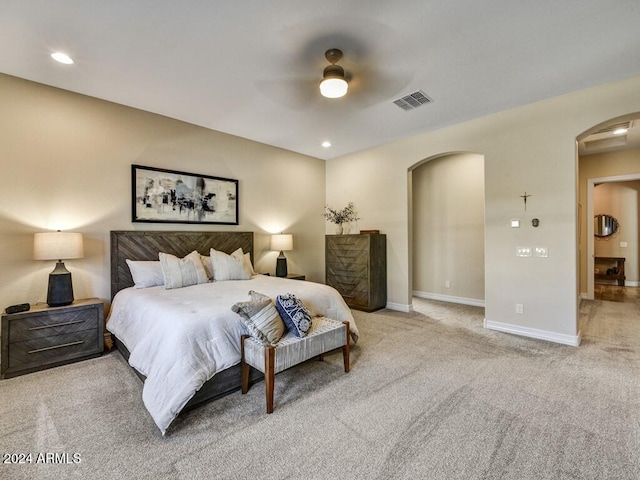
(286, 274, 305, 280)
(1, 298, 104, 379)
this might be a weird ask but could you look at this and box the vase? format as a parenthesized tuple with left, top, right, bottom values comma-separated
(335, 224, 343, 234)
(342, 223, 351, 234)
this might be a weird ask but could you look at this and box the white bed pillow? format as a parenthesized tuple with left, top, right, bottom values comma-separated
(199, 254, 214, 280)
(210, 248, 251, 281)
(231, 248, 256, 277)
(126, 260, 164, 289)
(159, 251, 209, 289)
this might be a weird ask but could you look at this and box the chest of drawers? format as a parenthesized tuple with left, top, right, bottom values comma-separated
(1, 298, 104, 378)
(325, 234, 386, 312)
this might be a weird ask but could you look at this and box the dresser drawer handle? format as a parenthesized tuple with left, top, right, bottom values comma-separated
(29, 320, 85, 331)
(28, 341, 84, 354)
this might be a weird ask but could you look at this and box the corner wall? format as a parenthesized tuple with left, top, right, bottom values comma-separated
(0, 74, 326, 311)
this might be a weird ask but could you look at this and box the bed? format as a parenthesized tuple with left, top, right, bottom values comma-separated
(107, 230, 358, 434)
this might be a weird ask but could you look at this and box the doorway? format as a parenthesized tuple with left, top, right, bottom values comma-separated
(577, 114, 640, 301)
(410, 152, 485, 307)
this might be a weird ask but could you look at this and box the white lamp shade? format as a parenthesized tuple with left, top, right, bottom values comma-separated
(320, 77, 348, 98)
(270, 234, 293, 252)
(34, 232, 84, 260)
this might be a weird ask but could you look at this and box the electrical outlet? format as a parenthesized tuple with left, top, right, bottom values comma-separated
(515, 304, 524, 314)
(445, 280, 451, 288)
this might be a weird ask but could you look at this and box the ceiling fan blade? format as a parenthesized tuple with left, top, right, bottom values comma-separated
(255, 78, 320, 110)
(347, 66, 415, 108)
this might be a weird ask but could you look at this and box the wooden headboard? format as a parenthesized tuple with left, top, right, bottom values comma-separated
(110, 230, 253, 299)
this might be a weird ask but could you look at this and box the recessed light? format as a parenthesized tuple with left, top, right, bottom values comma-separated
(51, 52, 74, 64)
(613, 128, 628, 135)
(321, 141, 332, 148)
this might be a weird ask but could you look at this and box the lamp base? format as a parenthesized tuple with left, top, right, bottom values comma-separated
(276, 252, 288, 278)
(47, 261, 74, 307)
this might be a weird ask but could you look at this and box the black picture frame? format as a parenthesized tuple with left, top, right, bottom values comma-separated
(131, 164, 238, 225)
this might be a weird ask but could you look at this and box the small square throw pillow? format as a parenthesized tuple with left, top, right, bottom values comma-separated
(275, 293, 313, 337)
(232, 298, 285, 345)
(159, 250, 209, 289)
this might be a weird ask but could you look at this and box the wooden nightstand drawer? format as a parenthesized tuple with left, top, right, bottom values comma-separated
(1, 298, 104, 379)
(8, 329, 100, 370)
(9, 309, 99, 342)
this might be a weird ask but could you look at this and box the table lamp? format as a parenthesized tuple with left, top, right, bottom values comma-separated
(34, 231, 84, 307)
(270, 234, 293, 277)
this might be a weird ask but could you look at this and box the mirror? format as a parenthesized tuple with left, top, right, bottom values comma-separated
(594, 214, 619, 238)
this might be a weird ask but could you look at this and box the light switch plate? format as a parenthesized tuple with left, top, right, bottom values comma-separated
(535, 247, 549, 258)
(516, 247, 532, 257)
(620, 241, 628, 248)
(511, 219, 520, 228)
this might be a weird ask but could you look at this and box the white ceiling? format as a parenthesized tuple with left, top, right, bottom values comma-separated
(2, 1, 640, 160)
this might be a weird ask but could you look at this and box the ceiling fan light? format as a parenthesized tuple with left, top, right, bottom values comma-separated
(320, 77, 348, 98)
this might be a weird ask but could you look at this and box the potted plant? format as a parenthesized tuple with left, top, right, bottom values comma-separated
(323, 202, 360, 234)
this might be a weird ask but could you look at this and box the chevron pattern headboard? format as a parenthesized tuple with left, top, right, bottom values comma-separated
(110, 230, 253, 299)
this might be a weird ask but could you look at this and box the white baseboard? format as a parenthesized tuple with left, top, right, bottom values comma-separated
(413, 290, 485, 308)
(385, 302, 413, 312)
(484, 319, 581, 347)
(625, 280, 640, 287)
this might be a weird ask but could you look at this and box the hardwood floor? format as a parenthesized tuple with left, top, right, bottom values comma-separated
(593, 284, 640, 304)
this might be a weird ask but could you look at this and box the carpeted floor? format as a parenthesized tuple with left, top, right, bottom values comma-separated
(1, 297, 638, 479)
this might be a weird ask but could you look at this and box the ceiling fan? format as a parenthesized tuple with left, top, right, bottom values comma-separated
(319, 48, 348, 98)
(254, 36, 414, 110)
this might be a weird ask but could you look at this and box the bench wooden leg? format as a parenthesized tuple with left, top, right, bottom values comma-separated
(241, 335, 250, 394)
(265, 345, 275, 413)
(342, 321, 350, 373)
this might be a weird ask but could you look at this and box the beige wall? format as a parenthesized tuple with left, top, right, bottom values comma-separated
(327, 73, 640, 343)
(593, 181, 640, 283)
(0, 74, 326, 311)
(578, 147, 640, 293)
(412, 153, 485, 303)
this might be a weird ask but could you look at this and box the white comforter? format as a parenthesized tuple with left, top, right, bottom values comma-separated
(106, 275, 358, 434)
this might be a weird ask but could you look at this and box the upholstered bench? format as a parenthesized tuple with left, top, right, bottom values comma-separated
(241, 318, 350, 413)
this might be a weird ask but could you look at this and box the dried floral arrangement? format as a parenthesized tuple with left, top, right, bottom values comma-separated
(323, 202, 360, 225)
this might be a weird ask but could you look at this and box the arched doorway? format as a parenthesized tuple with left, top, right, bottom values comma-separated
(577, 113, 640, 300)
(409, 152, 485, 307)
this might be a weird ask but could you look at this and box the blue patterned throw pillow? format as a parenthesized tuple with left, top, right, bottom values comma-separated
(275, 293, 312, 337)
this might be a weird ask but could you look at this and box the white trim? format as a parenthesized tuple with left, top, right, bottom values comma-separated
(484, 319, 581, 347)
(413, 290, 485, 307)
(625, 280, 640, 287)
(385, 301, 413, 312)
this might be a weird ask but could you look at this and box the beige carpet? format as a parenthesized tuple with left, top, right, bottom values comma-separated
(0, 297, 638, 479)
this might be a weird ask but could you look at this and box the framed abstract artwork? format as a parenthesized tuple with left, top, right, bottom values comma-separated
(132, 164, 238, 225)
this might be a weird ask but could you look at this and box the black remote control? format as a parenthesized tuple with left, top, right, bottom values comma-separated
(5, 303, 30, 314)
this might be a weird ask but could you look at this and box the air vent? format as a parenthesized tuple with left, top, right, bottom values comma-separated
(393, 90, 432, 111)
(592, 120, 632, 135)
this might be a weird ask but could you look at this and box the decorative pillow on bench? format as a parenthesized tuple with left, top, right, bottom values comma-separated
(275, 293, 313, 337)
(232, 296, 285, 345)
